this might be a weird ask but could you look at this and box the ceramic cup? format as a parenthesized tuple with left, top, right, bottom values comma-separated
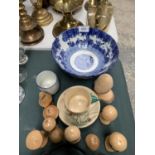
(36, 70, 59, 95)
(63, 86, 98, 125)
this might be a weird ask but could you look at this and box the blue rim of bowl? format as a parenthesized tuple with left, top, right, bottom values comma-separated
(51, 26, 119, 78)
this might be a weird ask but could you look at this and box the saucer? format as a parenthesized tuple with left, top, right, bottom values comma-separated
(57, 86, 100, 128)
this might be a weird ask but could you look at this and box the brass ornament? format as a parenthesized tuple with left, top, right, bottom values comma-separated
(19, 2, 44, 45)
(30, 0, 53, 26)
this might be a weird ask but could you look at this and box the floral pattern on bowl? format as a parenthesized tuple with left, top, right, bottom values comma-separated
(51, 26, 119, 78)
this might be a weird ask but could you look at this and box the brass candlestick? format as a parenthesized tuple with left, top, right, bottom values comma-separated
(19, 2, 44, 45)
(50, 0, 84, 37)
(30, 0, 53, 26)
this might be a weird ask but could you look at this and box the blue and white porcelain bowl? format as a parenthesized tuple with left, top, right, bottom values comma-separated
(51, 26, 119, 78)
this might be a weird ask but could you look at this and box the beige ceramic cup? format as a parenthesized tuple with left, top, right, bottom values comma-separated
(63, 86, 93, 125)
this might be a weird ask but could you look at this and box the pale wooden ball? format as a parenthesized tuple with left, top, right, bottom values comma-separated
(64, 126, 81, 144)
(42, 117, 56, 132)
(43, 105, 59, 119)
(109, 132, 128, 152)
(49, 127, 64, 143)
(85, 134, 100, 151)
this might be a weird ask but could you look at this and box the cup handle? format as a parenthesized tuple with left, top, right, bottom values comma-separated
(90, 94, 100, 103)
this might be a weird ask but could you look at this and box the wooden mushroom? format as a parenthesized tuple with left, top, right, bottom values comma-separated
(100, 105, 118, 125)
(105, 132, 128, 152)
(94, 74, 113, 94)
(64, 126, 81, 144)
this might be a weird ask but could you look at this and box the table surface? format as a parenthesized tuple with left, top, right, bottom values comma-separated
(19, 50, 134, 155)
(20, 0, 118, 50)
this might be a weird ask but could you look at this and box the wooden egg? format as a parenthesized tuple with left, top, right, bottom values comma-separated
(64, 126, 81, 144)
(42, 117, 56, 132)
(100, 105, 118, 125)
(39, 91, 52, 108)
(43, 105, 59, 119)
(25, 130, 43, 150)
(109, 132, 128, 152)
(49, 127, 64, 143)
(85, 134, 100, 151)
(98, 89, 115, 104)
(94, 74, 113, 94)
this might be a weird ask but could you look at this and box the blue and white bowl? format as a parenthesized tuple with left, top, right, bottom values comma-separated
(51, 26, 119, 78)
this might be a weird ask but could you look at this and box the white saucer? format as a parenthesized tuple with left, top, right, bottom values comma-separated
(57, 86, 100, 128)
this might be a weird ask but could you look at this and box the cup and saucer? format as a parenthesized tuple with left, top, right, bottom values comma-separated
(57, 86, 100, 128)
